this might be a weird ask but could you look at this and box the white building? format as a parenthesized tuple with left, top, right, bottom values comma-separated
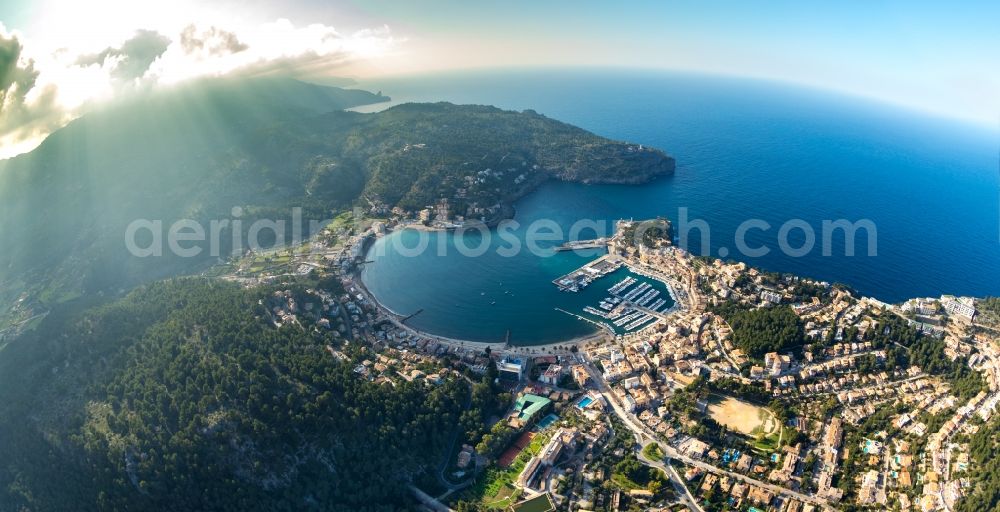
(497, 356, 525, 380)
(942, 296, 976, 321)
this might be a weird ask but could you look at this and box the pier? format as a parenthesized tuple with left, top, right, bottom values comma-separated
(552, 255, 622, 292)
(555, 307, 615, 334)
(401, 308, 424, 324)
(552, 252, 680, 335)
(553, 238, 609, 252)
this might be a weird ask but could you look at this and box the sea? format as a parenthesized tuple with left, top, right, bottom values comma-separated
(356, 69, 1000, 345)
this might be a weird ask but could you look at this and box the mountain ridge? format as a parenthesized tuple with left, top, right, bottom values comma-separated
(0, 77, 674, 334)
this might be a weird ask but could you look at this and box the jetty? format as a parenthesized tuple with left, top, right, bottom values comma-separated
(401, 308, 424, 324)
(553, 237, 609, 252)
(552, 255, 622, 292)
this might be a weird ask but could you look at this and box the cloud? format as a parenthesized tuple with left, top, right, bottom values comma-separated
(0, 30, 36, 106)
(145, 20, 397, 85)
(0, 19, 398, 159)
(0, 27, 70, 157)
(75, 29, 171, 82)
(179, 25, 248, 56)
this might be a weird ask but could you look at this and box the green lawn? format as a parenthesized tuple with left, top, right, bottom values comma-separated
(450, 432, 552, 510)
(642, 442, 664, 460)
(752, 431, 782, 453)
(511, 493, 555, 512)
(611, 472, 643, 490)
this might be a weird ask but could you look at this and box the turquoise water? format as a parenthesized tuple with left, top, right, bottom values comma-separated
(360, 69, 1000, 345)
(363, 231, 674, 343)
(536, 413, 559, 429)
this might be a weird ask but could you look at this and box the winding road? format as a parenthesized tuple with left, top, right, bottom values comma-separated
(581, 356, 834, 511)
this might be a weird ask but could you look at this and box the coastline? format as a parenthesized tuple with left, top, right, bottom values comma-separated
(352, 264, 611, 354)
(355, 235, 690, 351)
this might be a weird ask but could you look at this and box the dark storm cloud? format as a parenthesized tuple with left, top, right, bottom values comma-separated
(76, 29, 171, 81)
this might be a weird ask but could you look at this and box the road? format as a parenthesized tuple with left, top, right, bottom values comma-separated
(434, 378, 476, 493)
(410, 485, 454, 512)
(636, 441, 705, 512)
(581, 358, 834, 510)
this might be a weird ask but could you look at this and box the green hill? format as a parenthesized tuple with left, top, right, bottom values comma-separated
(0, 77, 674, 332)
(0, 279, 466, 511)
(0, 75, 674, 510)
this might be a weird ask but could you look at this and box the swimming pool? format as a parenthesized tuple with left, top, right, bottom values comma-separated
(577, 396, 594, 409)
(537, 413, 559, 429)
(863, 439, 882, 454)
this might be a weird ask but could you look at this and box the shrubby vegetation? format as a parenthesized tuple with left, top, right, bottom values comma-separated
(617, 218, 674, 248)
(873, 314, 986, 400)
(957, 414, 1000, 512)
(978, 297, 1000, 325)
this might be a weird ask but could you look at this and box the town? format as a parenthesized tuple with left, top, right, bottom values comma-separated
(217, 210, 1000, 512)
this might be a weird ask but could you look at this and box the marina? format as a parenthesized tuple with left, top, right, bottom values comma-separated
(552, 257, 678, 336)
(608, 276, 635, 294)
(552, 255, 623, 292)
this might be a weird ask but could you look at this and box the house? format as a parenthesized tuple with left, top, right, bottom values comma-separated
(628, 489, 653, 499)
(747, 485, 773, 506)
(681, 438, 709, 458)
(764, 352, 793, 376)
(781, 453, 799, 474)
(456, 444, 474, 469)
(898, 470, 912, 488)
(701, 474, 718, 492)
(735, 453, 753, 473)
(516, 456, 543, 488)
(858, 470, 879, 504)
(572, 365, 591, 387)
(730, 482, 748, 499)
(539, 365, 564, 385)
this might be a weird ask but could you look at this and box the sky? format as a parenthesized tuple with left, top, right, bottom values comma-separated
(0, 0, 997, 159)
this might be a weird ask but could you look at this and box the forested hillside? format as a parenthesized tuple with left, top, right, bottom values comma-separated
(0, 75, 674, 511)
(0, 279, 465, 511)
(0, 77, 673, 332)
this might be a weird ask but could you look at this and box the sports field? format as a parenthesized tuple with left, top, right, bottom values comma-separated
(706, 395, 777, 436)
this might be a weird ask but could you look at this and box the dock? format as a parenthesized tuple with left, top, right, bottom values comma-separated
(401, 308, 424, 324)
(552, 255, 622, 292)
(553, 238, 609, 252)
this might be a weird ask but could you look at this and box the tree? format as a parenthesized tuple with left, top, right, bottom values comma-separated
(714, 304, 804, 358)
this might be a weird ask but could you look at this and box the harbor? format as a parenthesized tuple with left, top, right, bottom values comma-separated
(361, 218, 684, 345)
(553, 256, 678, 336)
(552, 255, 622, 292)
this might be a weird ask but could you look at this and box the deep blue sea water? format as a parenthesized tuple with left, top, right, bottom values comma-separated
(357, 69, 1000, 345)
